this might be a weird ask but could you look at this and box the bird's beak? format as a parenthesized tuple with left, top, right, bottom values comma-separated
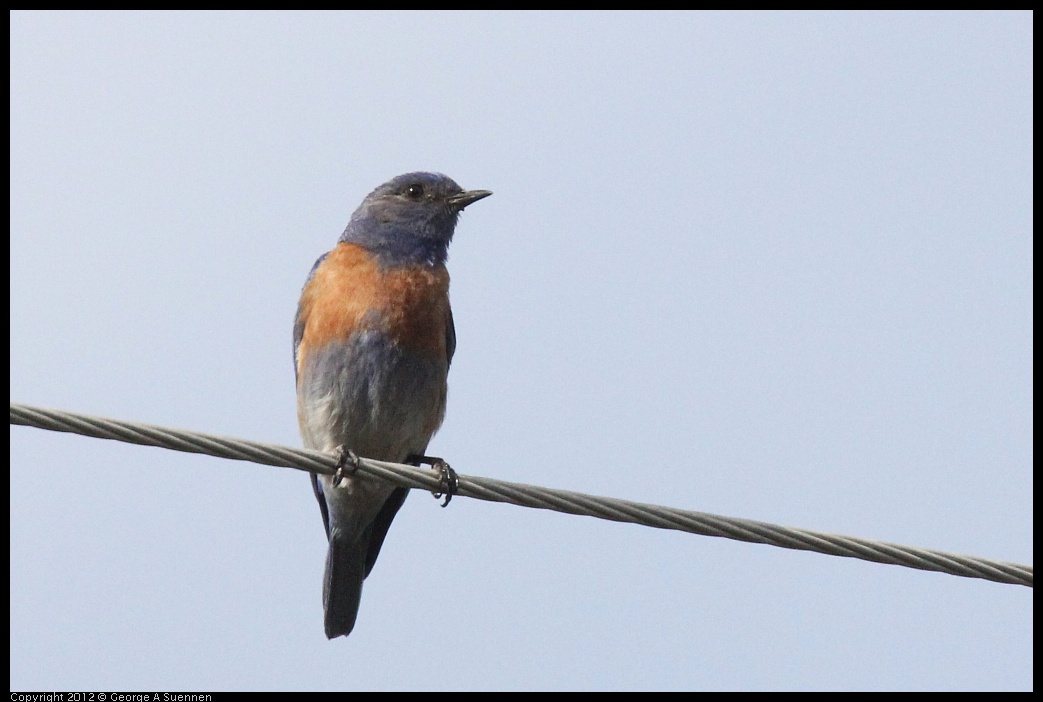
(449, 189, 493, 211)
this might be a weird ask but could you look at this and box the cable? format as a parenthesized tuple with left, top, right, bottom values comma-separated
(10, 402, 1032, 588)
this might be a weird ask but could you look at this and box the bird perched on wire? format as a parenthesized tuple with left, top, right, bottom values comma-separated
(293, 172, 491, 638)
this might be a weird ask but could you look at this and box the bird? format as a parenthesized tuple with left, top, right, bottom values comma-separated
(293, 172, 491, 638)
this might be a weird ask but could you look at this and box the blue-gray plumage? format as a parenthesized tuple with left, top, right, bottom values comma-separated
(294, 172, 490, 638)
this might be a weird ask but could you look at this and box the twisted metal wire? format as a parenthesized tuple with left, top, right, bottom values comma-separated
(10, 402, 1032, 588)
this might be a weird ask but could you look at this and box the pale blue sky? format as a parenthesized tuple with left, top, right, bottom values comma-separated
(10, 11, 1032, 691)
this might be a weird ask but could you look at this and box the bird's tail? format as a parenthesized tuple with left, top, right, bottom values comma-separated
(323, 528, 367, 638)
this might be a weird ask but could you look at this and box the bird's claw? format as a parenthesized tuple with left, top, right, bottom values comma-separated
(432, 459, 458, 507)
(408, 454, 458, 507)
(332, 446, 361, 486)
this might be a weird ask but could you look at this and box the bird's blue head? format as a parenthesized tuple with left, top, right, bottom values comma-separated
(339, 172, 492, 267)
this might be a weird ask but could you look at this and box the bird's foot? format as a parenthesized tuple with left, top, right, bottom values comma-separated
(331, 446, 361, 487)
(408, 454, 458, 507)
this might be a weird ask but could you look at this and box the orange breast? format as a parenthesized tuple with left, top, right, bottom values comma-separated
(297, 243, 451, 366)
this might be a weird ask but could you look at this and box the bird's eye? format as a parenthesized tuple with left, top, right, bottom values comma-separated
(405, 183, 425, 200)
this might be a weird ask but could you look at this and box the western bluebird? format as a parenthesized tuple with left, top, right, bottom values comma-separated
(293, 172, 491, 638)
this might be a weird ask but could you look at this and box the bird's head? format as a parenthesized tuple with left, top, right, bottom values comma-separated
(340, 172, 492, 267)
